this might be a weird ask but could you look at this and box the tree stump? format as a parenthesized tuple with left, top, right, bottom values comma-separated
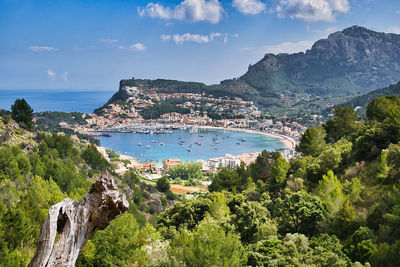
(29, 172, 129, 267)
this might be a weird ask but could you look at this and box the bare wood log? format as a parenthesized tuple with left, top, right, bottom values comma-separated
(29, 172, 129, 267)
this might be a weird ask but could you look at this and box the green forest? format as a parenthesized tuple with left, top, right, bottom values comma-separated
(1, 95, 400, 266)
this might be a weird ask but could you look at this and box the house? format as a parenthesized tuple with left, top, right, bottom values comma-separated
(163, 158, 182, 171)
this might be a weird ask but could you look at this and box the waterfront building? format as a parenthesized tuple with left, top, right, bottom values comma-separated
(163, 158, 182, 171)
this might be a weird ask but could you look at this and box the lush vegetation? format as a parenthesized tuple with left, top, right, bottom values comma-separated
(334, 81, 400, 118)
(2, 94, 400, 266)
(11, 99, 34, 130)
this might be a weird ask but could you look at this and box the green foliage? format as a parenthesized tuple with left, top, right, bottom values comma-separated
(121, 170, 140, 188)
(230, 201, 277, 244)
(324, 106, 361, 142)
(82, 144, 109, 171)
(165, 162, 202, 181)
(343, 226, 377, 264)
(370, 240, 400, 267)
(11, 99, 34, 130)
(384, 185, 400, 239)
(4, 93, 400, 266)
(317, 170, 345, 217)
(333, 199, 359, 239)
(296, 126, 328, 156)
(269, 153, 290, 192)
(275, 191, 325, 235)
(35, 111, 86, 126)
(366, 95, 400, 122)
(248, 233, 348, 267)
(168, 220, 247, 267)
(156, 177, 170, 192)
(209, 166, 250, 193)
(158, 195, 212, 232)
(376, 152, 389, 179)
(77, 213, 159, 267)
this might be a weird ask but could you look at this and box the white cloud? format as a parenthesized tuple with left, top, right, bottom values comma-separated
(161, 32, 223, 44)
(258, 40, 314, 54)
(119, 43, 147, 51)
(100, 38, 119, 44)
(46, 69, 69, 81)
(233, 0, 266, 15)
(160, 34, 172, 41)
(138, 0, 223, 24)
(47, 69, 56, 80)
(275, 0, 350, 22)
(60, 72, 69, 81)
(29, 46, 59, 52)
(173, 33, 211, 44)
(388, 27, 400, 34)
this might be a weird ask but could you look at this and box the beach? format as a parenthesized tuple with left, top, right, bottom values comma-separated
(197, 126, 296, 150)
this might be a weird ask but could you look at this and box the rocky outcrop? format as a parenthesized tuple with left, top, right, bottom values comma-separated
(28, 172, 129, 267)
(241, 26, 400, 97)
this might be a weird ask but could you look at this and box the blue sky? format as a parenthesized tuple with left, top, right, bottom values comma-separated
(0, 0, 399, 90)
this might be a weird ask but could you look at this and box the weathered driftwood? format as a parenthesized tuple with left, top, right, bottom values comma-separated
(29, 172, 129, 267)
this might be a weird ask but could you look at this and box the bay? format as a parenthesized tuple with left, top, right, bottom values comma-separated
(96, 128, 285, 163)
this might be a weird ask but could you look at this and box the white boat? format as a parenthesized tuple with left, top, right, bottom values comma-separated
(138, 142, 142, 146)
(160, 142, 164, 146)
(146, 145, 151, 149)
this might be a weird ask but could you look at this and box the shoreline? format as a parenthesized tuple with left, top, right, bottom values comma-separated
(197, 126, 296, 150)
(97, 126, 297, 170)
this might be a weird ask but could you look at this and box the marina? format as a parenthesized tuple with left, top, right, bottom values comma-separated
(96, 128, 286, 163)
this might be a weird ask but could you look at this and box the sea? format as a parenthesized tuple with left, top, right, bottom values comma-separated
(0, 89, 285, 162)
(0, 89, 114, 113)
(97, 129, 285, 163)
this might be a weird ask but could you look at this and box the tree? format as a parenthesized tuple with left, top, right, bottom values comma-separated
(248, 233, 347, 267)
(316, 170, 345, 218)
(269, 153, 290, 192)
(82, 145, 109, 171)
(121, 170, 140, 188)
(384, 186, 400, 239)
(78, 213, 158, 267)
(11, 99, 34, 130)
(366, 95, 400, 122)
(376, 152, 389, 180)
(230, 201, 277, 243)
(168, 221, 247, 267)
(165, 162, 202, 181)
(156, 177, 170, 192)
(209, 167, 249, 193)
(296, 126, 328, 157)
(275, 191, 325, 235)
(343, 226, 377, 264)
(324, 106, 360, 142)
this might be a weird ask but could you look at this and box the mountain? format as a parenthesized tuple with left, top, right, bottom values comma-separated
(104, 26, 400, 114)
(222, 26, 400, 108)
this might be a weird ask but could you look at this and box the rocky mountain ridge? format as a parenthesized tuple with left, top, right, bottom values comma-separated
(105, 26, 400, 114)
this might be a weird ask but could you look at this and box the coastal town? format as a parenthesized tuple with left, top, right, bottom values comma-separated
(41, 84, 306, 179)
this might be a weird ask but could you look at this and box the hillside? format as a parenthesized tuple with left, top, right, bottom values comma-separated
(104, 26, 400, 115)
(228, 26, 400, 105)
(334, 81, 400, 116)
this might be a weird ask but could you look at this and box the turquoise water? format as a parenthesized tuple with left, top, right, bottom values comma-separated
(0, 89, 113, 113)
(97, 129, 285, 163)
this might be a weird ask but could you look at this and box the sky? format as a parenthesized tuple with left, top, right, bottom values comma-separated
(0, 0, 399, 91)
